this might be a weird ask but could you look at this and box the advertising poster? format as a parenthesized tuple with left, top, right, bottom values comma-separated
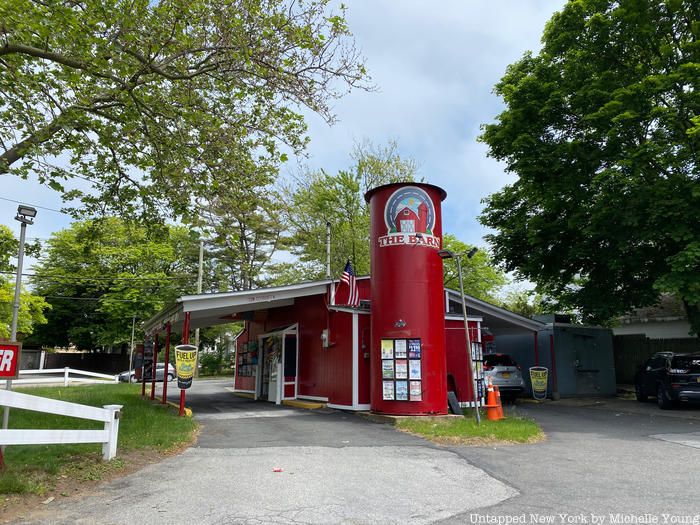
(395, 359, 408, 379)
(381, 339, 394, 359)
(395, 381, 408, 400)
(383, 380, 395, 400)
(409, 360, 421, 380)
(408, 339, 421, 359)
(175, 344, 198, 389)
(382, 360, 394, 379)
(142, 339, 154, 381)
(394, 339, 407, 358)
(410, 381, 422, 401)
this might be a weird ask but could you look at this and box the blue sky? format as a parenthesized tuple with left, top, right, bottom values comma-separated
(2, 0, 566, 271)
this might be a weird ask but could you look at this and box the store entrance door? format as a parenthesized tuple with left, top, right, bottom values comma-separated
(257, 325, 298, 404)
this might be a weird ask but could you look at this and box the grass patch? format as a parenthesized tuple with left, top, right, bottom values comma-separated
(396, 412, 544, 446)
(0, 384, 198, 495)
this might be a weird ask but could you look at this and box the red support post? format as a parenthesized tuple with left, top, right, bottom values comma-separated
(533, 331, 539, 366)
(179, 312, 191, 417)
(161, 323, 171, 404)
(150, 332, 159, 401)
(141, 342, 146, 397)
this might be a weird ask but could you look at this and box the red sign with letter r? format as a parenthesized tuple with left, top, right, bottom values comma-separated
(0, 343, 21, 379)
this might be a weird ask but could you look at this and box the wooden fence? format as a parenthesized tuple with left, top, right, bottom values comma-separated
(613, 335, 700, 384)
(0, 390, 122, 460)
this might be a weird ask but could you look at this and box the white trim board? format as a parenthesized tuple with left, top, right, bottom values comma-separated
(327, 403, 371, 412)
(297, 395, 329, 402)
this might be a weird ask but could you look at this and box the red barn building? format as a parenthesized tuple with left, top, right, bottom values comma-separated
(144, 279, 542, 410)
(144, 183, 544, 413)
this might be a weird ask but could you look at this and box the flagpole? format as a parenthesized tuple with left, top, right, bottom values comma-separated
(327, 221, 335, 305)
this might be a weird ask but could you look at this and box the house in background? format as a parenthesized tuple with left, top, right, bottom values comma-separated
(613, 294, 693, 339)
(611, 295, 699, 384)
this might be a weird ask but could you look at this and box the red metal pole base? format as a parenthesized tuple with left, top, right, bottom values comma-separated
(179, 389, 186, 417)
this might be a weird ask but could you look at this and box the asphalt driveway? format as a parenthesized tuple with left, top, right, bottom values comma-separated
(440, 398, 700, 523)
(17, 380, 700, 524)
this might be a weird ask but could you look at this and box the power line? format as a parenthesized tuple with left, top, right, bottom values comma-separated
(0, 196, 69, 215)
(43, 295, 141, 302)
(0, 271, 194, 281)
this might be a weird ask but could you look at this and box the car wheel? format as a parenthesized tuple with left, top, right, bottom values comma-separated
(635, 384, 647, 402)
(657, 384, 673, 410)
(129, 375, 138, 383)
(168, 373, 174, 382)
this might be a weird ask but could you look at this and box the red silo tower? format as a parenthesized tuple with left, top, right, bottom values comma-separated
(364, 183, 448, 415)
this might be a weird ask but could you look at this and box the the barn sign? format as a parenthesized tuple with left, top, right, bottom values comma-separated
(378, 186, 441, 249)
(0, 342, 21, 379)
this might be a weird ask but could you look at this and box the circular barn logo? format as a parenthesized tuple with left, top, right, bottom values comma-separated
(379, 186, 440, 249)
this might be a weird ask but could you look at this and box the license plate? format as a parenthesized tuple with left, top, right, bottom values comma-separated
(501, 372, 510, 378)
(697, 377, 700, 383)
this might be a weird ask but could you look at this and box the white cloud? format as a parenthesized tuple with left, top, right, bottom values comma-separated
(297, 0, 566, 246)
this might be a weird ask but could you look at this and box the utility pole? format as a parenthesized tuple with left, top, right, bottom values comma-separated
(128, 315, 136, 373)
(326, 221, 335, 305)
(2, 205, 37, 452)
(194, 238, 204, 377)
(438, 247, 480, 424)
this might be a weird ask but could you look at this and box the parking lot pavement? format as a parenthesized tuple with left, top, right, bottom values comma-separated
(439, 400, 700, 523)
(21, 380, 516, 524)
(18, 382, 700, 524)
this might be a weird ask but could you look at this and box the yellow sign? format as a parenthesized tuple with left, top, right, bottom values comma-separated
(175, 344, 198, 389)
(529, 366, 549, 400)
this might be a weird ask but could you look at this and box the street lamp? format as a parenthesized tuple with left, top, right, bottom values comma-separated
(438, 247, 481, 424)
(3, 205, 37, 448)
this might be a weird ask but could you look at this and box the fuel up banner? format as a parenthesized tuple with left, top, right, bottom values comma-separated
(175, 344, 198, 389)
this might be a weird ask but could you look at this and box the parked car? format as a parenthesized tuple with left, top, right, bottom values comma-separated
(483, 353, 525, 399)
(634, 352, 700, 409)
(119, 363, 176, 383)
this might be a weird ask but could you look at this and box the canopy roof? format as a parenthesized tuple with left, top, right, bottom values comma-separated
(144, 279, 544, 336)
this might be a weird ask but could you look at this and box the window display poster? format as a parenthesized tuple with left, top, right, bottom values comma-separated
(408, 339, 421, 359)
(394, 339, 407, 358)
(383, 380, 395, 400)
(410, 380, 422, 401)
(409, 360, 421, 380)
(382, 360, 394, 379)
(395, 359, 408, 379)
(381, 339, 394, 359)
(396, 381, 408, 400)
(471, 341, 482, 361)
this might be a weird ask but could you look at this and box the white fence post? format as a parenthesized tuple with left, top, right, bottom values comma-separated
(101, 404, 122, 461)
(64, 367, 69, 387)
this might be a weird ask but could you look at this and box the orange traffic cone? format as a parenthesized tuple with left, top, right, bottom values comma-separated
(485, 378, 502, 421)
(494, 385, 504, 419)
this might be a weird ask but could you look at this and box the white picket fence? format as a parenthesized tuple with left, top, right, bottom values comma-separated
(13, 367, 119, 386)
(0, 389, 122, 460)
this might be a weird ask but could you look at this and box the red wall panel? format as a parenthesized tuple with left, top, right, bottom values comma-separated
(445, 319, 480, 402)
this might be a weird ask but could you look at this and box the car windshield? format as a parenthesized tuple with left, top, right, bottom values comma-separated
(484, 354, 515, 367)
(671, 356, 700, 373)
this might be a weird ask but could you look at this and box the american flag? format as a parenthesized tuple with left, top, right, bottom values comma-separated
(339, 260, 360, 307)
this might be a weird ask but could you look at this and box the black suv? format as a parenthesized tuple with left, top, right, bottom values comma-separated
(634, 352, 700, 409)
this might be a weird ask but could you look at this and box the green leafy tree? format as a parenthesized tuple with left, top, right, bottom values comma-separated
(0, 225, 49, 339)
(198, 174, 286, 292)
(28, 218, 199, 350)
(479, 0, 700, 333)
(279, 141, 417, 280)
(441, 234, 507, 302)
(0, 0, 368, 221)
(499, 289, 548, 319)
